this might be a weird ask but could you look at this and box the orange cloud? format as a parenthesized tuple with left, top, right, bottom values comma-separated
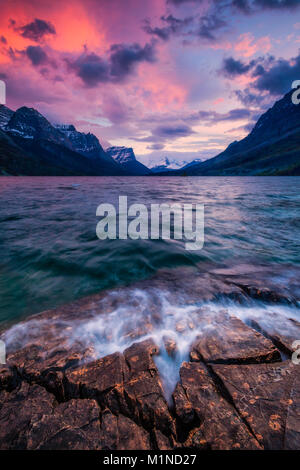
(0, 1, 106, 54)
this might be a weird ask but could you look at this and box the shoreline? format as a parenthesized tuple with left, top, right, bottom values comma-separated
(0, 268, 299, 450)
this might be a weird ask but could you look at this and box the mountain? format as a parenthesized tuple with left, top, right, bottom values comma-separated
(55, 124, 115, 164)
(0, 127, 81, 176)
(180, 159, 203, 169)
(0, 107, 127, 176)
(176, 90, 300, 176)
(0, 105, 14, 130)
(1, 91, 299, 177)
(6, 107, 72, 147)
(150, 157, 202, 173)
(106, 146, 151, 175)
(150, 157, 188, 172)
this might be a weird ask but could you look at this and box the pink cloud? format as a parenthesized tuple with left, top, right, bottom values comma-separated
(213, 97, 225, 105)
(235, 33, 271, 58)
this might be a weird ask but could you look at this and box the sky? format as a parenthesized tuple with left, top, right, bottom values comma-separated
(1, 0, 300, 165)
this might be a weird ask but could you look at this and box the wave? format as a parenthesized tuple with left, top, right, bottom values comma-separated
(3, 277, 300, 402)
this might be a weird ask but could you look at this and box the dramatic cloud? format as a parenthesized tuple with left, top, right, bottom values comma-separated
(229, 51, 300, 96)
(167, 0, 300, 20)
(254, 53, 300, 94)
(132, 123, 196, 148)
(147, 143, 165, 150)
(221, 57, 257, 76)
(153, 124, 195, 138)
(187, 108, 252, 124)
(26, 45, 49, 66)
(252, 64, 266, 76)
(220, 55, 276, 78)
(251, 0, 300, 10)
(235, 89, 269, 106)
(168, 0, 300, 9)
(110, 42, 156, 79)
(16, 18, 56, 42)
(68, 53, 110, 86)
(167, 0, 204, 4)
(144, 12, 226, 42)
(198, 14, 227, 40)
(143, 15, 193, 41)
(1, 0, 299, 161)
(232, 0, 253, 12)
(202, 108, 251, 121)
(68, 42, 156, 86)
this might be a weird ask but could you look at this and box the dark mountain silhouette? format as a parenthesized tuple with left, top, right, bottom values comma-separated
(54, 124, 116, 164)
(0, 105, 14, 129)
(0, 107, 128, 175)
(0, 91, 299, 176)
(173, 90, 300, 176)
(106, 146, 151, 175)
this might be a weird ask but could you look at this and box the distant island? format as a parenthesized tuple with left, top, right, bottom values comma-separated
(0, 90, 299, 176)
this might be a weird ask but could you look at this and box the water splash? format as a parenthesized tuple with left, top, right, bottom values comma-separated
(3, 287, 300, 403)
(69, 289, 300, 402)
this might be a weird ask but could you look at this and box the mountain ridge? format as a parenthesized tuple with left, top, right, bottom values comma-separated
(150, 157, 197, 172)
(172, 90, 300, 176)
(0, 107, 132, 176)
(106, 146, 151, 175)
(0, 91, 299, 176)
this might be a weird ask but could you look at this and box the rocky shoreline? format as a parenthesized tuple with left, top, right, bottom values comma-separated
(0, 268, 299, 450)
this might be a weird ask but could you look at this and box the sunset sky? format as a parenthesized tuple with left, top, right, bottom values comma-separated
(1, 0, 300, 164)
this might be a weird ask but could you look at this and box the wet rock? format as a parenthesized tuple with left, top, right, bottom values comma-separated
(6, 344, 79, 400)
(7, 340, 93, 375)
(152, 429, 174, 450)
(0, 381, 103, 450)
(26, 398, 101, 450)
(246, 311, 300, 356)
(5, 335, 99, 400)
(65, 352, 129, 399)
(212, 361, 300, 450)
(163, 336, 178, 358)
(190, 311, 280, 364)
(1, 269, 298, 451)
(285, 372, 300, 450)
(185, 429, 211, 450)
(0, 364, 19, 392)
(121, 319, 154, 342)
(0, 382, 56, 449)
(124, 338, 159, 374)
(115, 369, 175, 437)
(110, 340, 176, 437)
(175, 321, 187, 333)
(235, 284, 297, 306)
(173, 361, 261, 450)
(99, 409, 151, 450)
(65, 340, 176, 440)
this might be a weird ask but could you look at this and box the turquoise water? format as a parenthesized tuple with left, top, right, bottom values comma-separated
(0, 176, 299, 324)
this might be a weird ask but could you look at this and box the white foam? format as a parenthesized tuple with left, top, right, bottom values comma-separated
(3, 288, 300, 403)
(70, 289, 300, 402)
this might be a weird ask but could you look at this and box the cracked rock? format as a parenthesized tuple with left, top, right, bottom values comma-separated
(190, 311, 280, 364)
(173, 361, 262, 450)
(212, 361, 300, 450)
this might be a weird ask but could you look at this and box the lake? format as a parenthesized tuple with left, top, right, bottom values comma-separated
(0, 176, 299, 325)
